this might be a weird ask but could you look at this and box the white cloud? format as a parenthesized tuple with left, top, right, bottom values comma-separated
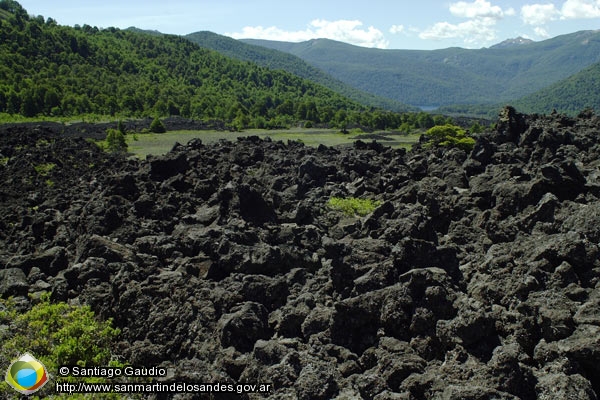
(534, 26, 551, 37)
(226, 19, 389, 49)
(449, 0, 505, 19)
(561, 0, 600, 18)
(521, 0, 600, 26)
(521, 3, 560, 25)
(419, 18, 498, 43)
(420, 0, 515, 46)
(389, 24, 405, 34)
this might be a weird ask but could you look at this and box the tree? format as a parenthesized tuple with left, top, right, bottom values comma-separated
(106, 128, 127, 152)
(425, 124, 475, 152)
(6, 89, 20, 114)
(149, 117, 166, 133)
(117, 120, 126, 135)
(469, 122, 483, 134)
(416, 112, 435, 129)
(20, 89, 40, 117)
(43, 89, 60, 113)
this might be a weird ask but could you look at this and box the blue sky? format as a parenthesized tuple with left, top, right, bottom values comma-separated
(17, 0, 600, 49)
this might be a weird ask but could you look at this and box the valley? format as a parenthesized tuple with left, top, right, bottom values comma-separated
(242, 31, 600, 116)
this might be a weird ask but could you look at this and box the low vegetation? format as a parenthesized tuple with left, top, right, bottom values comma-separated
(33, 162, 56, 176)
(124, 128, 422, 158)
(327, 197, 382, 217)
(0, 294, 125, 399)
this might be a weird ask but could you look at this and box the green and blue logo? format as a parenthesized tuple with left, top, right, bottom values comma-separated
(5, 353, 49, 395)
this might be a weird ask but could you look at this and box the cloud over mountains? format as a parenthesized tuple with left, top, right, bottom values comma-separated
(227, 19, 389, 49)
(226, 0, 600, 48)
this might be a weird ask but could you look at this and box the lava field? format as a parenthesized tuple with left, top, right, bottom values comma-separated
(1, 107, 600, 399)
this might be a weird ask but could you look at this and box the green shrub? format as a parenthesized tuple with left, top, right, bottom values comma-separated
(0, 294, 125, 399)
(149, 117, 166, 133)
(106, 128, 127, 152)
(424, 124, 475, 152)
(34, 162, 56, 176)
(328, 197, 382, 217)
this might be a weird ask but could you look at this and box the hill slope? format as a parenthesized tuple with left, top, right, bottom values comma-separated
(243, 30, 600, 107)
(513, 61, 600, 115)
(437, 60, 600, 118)
(0, 1, 365, 127)
(185, 31, 414, 112)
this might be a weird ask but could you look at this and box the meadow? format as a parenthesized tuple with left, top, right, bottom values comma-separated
(126, 128, 422, 158)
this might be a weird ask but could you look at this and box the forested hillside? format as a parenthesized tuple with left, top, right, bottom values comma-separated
(437, 61, 600, 118)
(185, 31, 414, 112)
(0, 1, 373, 129)
(244, 31, 600, 107)
(512, 62, 600, 115)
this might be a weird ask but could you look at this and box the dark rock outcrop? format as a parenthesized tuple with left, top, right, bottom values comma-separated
(1, 107, 600, 399)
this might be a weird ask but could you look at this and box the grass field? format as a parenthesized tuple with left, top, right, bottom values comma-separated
(126, 128, 421, 158)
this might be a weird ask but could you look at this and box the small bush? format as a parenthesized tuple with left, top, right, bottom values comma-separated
(34, 162, 56, 176)
(149, 117, 166, 133)
(106, 128, 127, 152)
(328, 197, 382, 217)
(0, 294, 124, 399)
(425, 124, 475, 152)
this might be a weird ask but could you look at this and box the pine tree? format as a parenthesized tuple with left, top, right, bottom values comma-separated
(117, 120, 126, 135)
(106, 128, 127, 152)
(149, 117, 166, 133)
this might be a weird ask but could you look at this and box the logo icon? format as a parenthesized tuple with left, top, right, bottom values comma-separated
(5, 353, 49, 395)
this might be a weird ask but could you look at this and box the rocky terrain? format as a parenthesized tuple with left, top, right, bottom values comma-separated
(1, 107, 599, 399)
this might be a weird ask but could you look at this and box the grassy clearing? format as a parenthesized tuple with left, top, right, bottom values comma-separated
(126, 128, 421, 158)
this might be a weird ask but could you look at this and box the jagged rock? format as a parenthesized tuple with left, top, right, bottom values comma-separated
(217, 302, 271, 353)
(0, 268, 29, 297)
(535, 373, 597, 400)
(148, 152, 188, 180)
(294, 363, 340, 400)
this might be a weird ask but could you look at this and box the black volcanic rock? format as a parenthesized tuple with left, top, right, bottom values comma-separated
(1, 107, 600, 398)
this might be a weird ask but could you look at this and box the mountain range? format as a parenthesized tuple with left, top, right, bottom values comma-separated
(241, 30, 600, 112)
(185, 31, 413, 112)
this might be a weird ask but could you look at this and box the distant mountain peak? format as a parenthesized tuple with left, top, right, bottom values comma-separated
(491, 37, 534, 49)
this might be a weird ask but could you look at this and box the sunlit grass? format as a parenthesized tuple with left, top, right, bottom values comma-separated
(126, 128, 420, 158)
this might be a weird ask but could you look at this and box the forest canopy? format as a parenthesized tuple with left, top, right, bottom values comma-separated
(0, 1, 363, 127)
